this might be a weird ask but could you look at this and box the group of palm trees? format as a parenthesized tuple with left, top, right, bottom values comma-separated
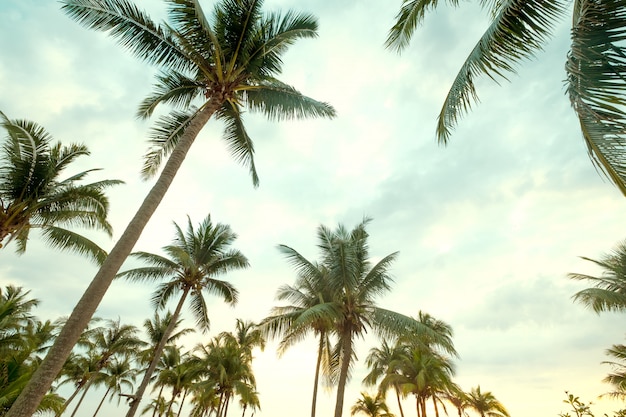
(0, 283, 265, 417)
(3, 0, 626, 415)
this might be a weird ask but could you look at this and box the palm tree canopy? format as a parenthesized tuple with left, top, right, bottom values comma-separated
(466, 385, 510, 417)
(61, 0, 336, 186)
(0, 111, 122, 262)
(387, 0, 626, 196)
(569, 239, 626, 313)
(117, 214, 248, 331)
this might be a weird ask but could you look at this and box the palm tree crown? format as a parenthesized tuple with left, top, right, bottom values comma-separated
(387, 0, 626, 195)
(0, 111, 122, 262)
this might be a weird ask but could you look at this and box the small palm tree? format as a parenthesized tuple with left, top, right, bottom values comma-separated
(10, 0, 335, 413)
(387, 1, 626, 195)
(465, 386, 510, 417)
(91, 356, 137, 417)
(260, 261, 335, 417)
(117, 214, 248, 416)
(351, 392, 394, 417)
(0, 112, 122, 262)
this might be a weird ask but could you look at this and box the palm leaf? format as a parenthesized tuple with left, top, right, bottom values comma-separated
(434, 0, 566, 143)
(39, 226, 108, 265)
(566, 0, 626, 195)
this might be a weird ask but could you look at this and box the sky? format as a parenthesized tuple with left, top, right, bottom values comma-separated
(2, 1, 626, 416)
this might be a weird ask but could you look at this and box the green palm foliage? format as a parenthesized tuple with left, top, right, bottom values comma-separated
(601, 343, 626, 399)
(277, 219, 449, 417)
(260, 261, 335, 417)
(465, 386, 510, 417)
(91, 357, 137, 417)
(351, 392, 395, 417)
(0, 112, 121, 263)
(117, 214, 248, 417)
(10, 1, 335, 413)
(568, 240, 626, 313)
(0, 287, 63, 416)
(387, 0, 626, 195)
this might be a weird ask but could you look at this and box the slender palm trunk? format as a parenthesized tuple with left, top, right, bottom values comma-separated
(394, 386, 405, 417)
(415, 396, 421, 417)
(127, 289, 191, 417)
(152, 384, 166, 417)
(7, 104, 219, 417)
(310, 334, 324, 417)
(177, 388, 189, 417)
(92, 386, 112, 417)
(433, 396, 439, 417)
(56, 384, 84, 417)
(420, 397, 427, 417)
(70, 379, 94, 417)
(333, 333, 353, 417)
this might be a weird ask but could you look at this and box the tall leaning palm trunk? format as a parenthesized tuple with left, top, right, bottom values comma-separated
(7, 103, 215, 417)
(7, 0, 334, 415)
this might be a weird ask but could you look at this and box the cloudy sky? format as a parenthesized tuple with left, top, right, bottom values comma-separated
(2, 1, 626, 416)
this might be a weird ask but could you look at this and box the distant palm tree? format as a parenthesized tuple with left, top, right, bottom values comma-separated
(363, 340, 407, 417)
(569, 240, 626, 313)
(278, 219, 448, 417)
(10, 0, 335, 412)
(118, 214, 248, 416)
(138, 311, 194, 369)
(600, 343, 626, 399)
(91, 356, 137, 417)
(0, 112, 121, 262)
(386, 1, 626, 195)
(465, 386, 510, 417)
(260, 262, 335, 417)
(350, 392, 394, 417)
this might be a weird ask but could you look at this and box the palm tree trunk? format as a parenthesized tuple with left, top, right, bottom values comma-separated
(6, 103, 219, 417)
(177, 388, 189, 417)
(56, 384, 84, 417)
(333, 333, 353, 417)
(432, 397, 439, 417)
(420, 397, 427, 417)
(394, 387, 405, 417)
(70, 379, 94, 417)
(127, 288, 191, 417)
(152, 384, 166, 417)
(415, 396, 421, 417)
(92, 386, 112, 417)
(310, 335, 324, 417)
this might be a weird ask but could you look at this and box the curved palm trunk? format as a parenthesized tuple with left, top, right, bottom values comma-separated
(55, 384, 84, 417)
(393, 386, 405, 417)
(177, 388, 189, 417)
(127, 288, 191, 417)
(432, 397, 439, 417)
(310, 334, 324, 417)
(152, 384, 167, 417)
(333, 333, 353, 417)
(7, 104, 218, 417)
(92, 386, 112, 417)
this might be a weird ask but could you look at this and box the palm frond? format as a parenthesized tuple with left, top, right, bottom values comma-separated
(566, 0, 626, 195)
(215, 101, 259, 186)
(435, 0, 566, 143)
(141, 107, 200, 179)
(39, 226, 108, 266)
(60, 0, 192, 73)
(137, 70, 205, 119)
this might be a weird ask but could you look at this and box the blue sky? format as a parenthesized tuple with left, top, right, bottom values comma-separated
(2, 1, 626, 416)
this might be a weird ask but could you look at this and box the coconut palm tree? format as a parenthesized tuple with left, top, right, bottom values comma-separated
(117, 214, 248, 416)
(387, 1, 626, 195)
(465, 386, 509, 417)
(0, 112, 121, 262)
(279, 219, 448, 417)
(8, 0, 335, 413)
(351, 392, 394, 417)
(138, 311, 194, 369)
(260, 261, 335, 417)
(568, 239, 626, 313)
(363, 340, 408, 417)
(91, 356, 137, 417)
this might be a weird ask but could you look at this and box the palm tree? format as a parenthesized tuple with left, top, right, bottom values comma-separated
(138, 311, 194, 369)
(260, 261, 335, 417)
(568, 240, 626, 313)
(0, 112, 121, 262)
(91, 356, 137, 417)
(600, 343, 626, 399)
(8, 0, 335, 413)
(363, 340, 408, 417)
(350, 392, 394, 417)
(465, 386, 509, 417)
(118, 214, 248, 416)
(279, 219, 449, 417)
(387, 1, 626, 195)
